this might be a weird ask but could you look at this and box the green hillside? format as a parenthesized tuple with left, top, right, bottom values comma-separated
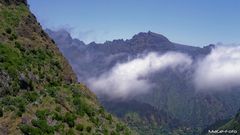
(0, 0, 132, 134)
(202, 110, 240, 135)
(217, 111, 240, 134)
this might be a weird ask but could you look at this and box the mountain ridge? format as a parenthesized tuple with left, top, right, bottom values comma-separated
(47, 28, 240, 135)
(46, 29, 213, 54)
(46, 29, 213, 82)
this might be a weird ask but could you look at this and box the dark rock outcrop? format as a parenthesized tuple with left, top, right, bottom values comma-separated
(0, 0, 27, 5)
(0, 71, 11, 95)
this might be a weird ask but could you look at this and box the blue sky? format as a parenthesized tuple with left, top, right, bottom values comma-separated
(28, 0, 240, 46)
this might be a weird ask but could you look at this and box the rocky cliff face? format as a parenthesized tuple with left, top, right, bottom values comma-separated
(0, 1, 132, 134)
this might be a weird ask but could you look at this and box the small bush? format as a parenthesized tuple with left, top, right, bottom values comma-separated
(55, 106, 61, 112)
(67, 129, 75, 135)
(64, 113, 76, 128)
(10, 33, 18, 40)
(46, 87, 57, 97)
(32, 119, 54, 134)
(15, 42, 21, 48)
(86, 126, 92, 133)
(0, 55, 5, 63)
(103, 128, 109, 135)
(50, 59, 61, 69)
(73, 97, 85, 116)
(99, 106, 105, 114)
(13, 97, 27, 117)
(20, 124, 42, 134)
(76, 124, 84, 131)
(1, 96, 15, 106)
(107, 114, 112, 121)
(17, 103, 26, 116)
(5, 28, 12, 34)
(73, 96, 94, 117)
(111, 131, 119, 135)
(0, 108, 3, 117)
(90, 117, 99, 126)
(24, 92, 38, 102)
(15, 42, 26, 52)
(36, 109, 49, 120)
(116, 123, 124, 132)
(52, 112, 63, 121)
(54, 123, 65, 132)
(8, 36, 14, 41)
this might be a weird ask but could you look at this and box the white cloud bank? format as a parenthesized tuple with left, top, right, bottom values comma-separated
(194, 46, 240, 90)
(87, 45, 240, 99)
(88, 52, 192, 99)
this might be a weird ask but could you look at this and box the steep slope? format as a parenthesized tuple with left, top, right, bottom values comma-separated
(47, 29, 240, 134)
(218, 110, 240, 133)
(102, 100, 182, 135)
(220, 112, 240, 133)
(0, 1, 132, 134)
(201, 109, 240, 135)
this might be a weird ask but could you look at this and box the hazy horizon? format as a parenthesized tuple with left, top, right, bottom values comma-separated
(28, 0, 240, 46)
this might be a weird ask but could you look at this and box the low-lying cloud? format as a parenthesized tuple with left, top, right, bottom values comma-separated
(87, 45, 240, 99)
(88, 52, 192, 99)
(194, 46, 240, 90)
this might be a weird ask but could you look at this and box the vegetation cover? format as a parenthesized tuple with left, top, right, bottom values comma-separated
(0, 0, 132, 134)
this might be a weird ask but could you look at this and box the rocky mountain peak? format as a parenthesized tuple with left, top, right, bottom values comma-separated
(45, 29, 85, 47)
(46, 29, 72, 43)
(130, 31, 170, 45)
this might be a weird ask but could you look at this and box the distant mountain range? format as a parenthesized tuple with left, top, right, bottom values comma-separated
(46, 29, 240, 134)
(46, 29, 212, 80)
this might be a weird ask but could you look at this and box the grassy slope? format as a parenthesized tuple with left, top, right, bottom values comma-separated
(0, 1, 133, 134)
(218, 112, 240, 132)
(203, 111, 240, 135)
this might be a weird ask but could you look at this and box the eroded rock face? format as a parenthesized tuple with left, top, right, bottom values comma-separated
(0, 71, 11, 96)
